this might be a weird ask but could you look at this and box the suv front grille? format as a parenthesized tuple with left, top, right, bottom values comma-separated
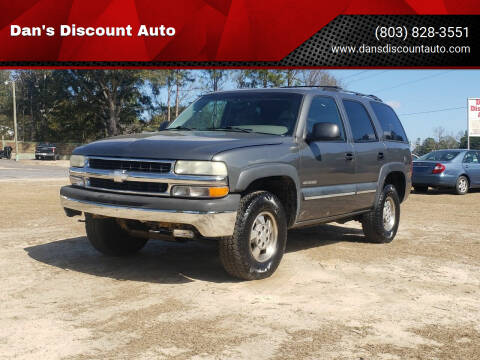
(88, 178, 168, 194)
(89, 158, 171, 173)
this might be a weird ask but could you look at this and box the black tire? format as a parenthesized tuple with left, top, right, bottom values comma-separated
(219, 191, 287, 280)
(414, 185, 428, 193)
(455, 176, 469, 195)
(35, 156, 39, 160)
(85, 214, 148, 256)
(361, 184, 400, 244)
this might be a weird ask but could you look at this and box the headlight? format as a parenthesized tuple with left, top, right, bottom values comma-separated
(70, 155, 86, 168)
(174, 161, 227, 176)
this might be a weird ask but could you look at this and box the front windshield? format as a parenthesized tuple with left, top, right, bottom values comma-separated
(418, 150, 461, 161)
(168, 92, 303, 136)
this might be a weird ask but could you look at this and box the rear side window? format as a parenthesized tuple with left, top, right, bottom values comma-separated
(306, 96, 345, 141)
(420, 151, 460, 161)
(370, 102, 408, 142)
(342, 100, 378, 142)
(463, 151, 479, 163)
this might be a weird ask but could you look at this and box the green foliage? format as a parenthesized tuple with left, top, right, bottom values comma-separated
(235, 70, 284, 88)
(459, 130, 480, 150)
(235, 70, 340, 88)
(0, 70, 13, 138)
(413, 130, 464, 156)
(0, 69, 342, 144)
(201, 70, 227, 92)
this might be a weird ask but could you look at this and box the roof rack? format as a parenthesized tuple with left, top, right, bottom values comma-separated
(279, 85, 383, 102)
(341, 90, 383, 102)
(280, 85, 343, 91)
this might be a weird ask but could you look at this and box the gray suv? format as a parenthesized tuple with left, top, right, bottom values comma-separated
(60, 86, 411, 280)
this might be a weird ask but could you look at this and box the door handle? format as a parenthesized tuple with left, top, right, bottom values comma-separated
(378, 152, 384, 160)
(345, 152, 354, 161)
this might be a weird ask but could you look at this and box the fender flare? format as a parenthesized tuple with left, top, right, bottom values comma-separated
(234, 163, 302, 222)
(376, 162, 409, 204)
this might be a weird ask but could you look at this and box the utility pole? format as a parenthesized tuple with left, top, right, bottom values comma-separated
(12, 81, 18, 161)
(5, 80, 18, 161)
(467, 98, 470, 150)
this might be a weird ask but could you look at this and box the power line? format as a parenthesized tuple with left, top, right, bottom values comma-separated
(340, 70, 368, 81)
(399, 105, 466, 116)
(373, 71, 451, 93)
(347, 70, 390, 84)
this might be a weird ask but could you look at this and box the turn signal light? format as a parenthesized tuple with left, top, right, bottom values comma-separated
(208, 186, 229, 198)
(432, 163, 446, 174)
(171, 185, 229, 198)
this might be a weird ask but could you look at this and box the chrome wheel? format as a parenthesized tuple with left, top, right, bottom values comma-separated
(249, 211, 278, 262)
(458, 177, 468, 193)
(383, 196, 396, 232)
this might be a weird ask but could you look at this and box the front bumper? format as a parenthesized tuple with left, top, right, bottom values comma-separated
(60, 186, 239, 238)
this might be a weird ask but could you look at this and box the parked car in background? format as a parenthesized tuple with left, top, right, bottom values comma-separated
(412, 149, 480, 195)
(35, 143, 58, 160)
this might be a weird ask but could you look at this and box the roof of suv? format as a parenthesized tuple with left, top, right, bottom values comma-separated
(209, 86, 383, 102)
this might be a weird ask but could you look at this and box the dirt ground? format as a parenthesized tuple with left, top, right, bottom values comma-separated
(19, 159, 70, 168)
(0, 179, 479, 360)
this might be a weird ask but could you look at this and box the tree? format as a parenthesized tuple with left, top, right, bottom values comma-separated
(420, 137, 437, 155)
(284, 70, 302, 86)
(60, 70, 149, 137)
(234, 70, 285, 88)
(412, 137, 422, 154)
(0, 70, 12, 139)
(459, 130, 480, 150)
(433, 126, 445, 149)
(146, 70, 171, 123)
(438, 135, 459, 149)
(201, 70, 227, 92)
(300, 70, 341, 87)
(174, 70, 194, 118)
(234, 70, 249, 88)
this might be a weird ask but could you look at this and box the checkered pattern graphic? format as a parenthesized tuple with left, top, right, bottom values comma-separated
(281, 15, 478, 66)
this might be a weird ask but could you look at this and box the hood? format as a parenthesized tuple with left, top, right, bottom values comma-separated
(73, 130, 285, 160)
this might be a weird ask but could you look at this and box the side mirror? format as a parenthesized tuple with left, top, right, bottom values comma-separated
(158, 121, 169, 130)
(306, 122, 341, 142)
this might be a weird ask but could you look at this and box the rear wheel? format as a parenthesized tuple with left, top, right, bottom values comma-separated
(455, 176, 469, 195)
(85, 214, 148, 256)
(413, 185, 428, 193)
(219, 191, 287, 280)
(362, 184, 400, 244)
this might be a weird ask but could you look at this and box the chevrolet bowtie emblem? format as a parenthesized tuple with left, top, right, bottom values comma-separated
(113, 169, 128, 183)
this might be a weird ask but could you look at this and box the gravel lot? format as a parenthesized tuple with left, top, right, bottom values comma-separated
(0, 159, 68, 180)
(0, 175, 479, 359)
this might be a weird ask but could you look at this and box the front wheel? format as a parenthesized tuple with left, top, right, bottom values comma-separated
(362, 184, 400, 244)
(85, 214, 148, 256)
(219, 191, 287, 280)
(455, 176, 469, 195)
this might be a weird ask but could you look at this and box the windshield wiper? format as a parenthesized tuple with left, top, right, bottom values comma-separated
(206, 126, 252, 133)
(168, 125, 195, 131)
